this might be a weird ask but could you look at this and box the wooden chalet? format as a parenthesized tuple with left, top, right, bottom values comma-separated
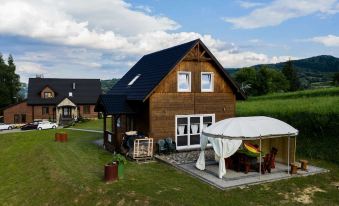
(95, 39, 246, 152)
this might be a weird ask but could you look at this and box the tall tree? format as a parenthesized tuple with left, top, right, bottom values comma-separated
(7, 54, 21, 104)
(282, 59, 300, 91)
(0, 54, 21, 108)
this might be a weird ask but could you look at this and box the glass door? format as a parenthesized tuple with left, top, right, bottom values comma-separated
(176, 117, 188, 148)
(175, 114, 215, 150)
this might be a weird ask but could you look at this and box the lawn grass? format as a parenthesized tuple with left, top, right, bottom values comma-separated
(0, 130, 339, 205)
(71, 118, 112, 131)
(237, 87, 339, 163)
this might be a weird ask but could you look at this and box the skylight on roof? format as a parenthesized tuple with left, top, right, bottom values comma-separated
(128, 74, 141, 86)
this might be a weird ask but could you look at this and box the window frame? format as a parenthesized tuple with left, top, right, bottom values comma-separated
(44, 92, 53, 98)
(42, 106, 49, 115)
(175, 114, 215, 150)
(177, 71, 192, 92)
(83, 105, 90, 114)
(201, 72, 214, 92)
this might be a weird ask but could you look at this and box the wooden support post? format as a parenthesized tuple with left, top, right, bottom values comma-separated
(259, 137, 262, 180)
(103, 113, 107, 144)
(287, 136, 290, 175)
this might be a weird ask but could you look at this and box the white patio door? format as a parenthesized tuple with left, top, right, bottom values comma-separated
(175, 114, 215, 150)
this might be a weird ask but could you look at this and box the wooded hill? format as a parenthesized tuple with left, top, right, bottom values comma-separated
(227, 55, 339, 88)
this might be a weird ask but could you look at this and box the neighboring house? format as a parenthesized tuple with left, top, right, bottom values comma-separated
(95, 39, 246, 152)
(4, 78, 101, 125)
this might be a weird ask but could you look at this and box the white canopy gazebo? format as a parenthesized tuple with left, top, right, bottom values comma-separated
(196, 116, 298, 179)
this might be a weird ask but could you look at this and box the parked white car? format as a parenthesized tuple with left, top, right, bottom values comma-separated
(37, 121, 58, 130)
(0, 123, 14, 131)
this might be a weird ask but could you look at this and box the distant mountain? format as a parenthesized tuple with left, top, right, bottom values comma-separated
(227, 55, 339, 73)
(226, 55, 339, 89)
(101, 78, 120, 94)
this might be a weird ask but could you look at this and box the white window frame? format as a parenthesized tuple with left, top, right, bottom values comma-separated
(177, 71, 191, 92)
(175, 114, 215, 150)
(201, 72, 214, 92)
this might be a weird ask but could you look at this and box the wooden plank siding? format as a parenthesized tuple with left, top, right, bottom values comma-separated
(149, 53, 236, 141)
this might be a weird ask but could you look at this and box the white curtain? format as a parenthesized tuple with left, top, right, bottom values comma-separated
(196, 135, 209, 170)
(196, 135, 242, 179)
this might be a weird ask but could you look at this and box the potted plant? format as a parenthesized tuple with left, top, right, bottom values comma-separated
(112, 153, 127, 179)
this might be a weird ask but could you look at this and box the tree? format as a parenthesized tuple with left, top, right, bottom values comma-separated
(333, 72, 339, 86)
(282, 59, 300, 91)
(234, 67, 258, 95)
(7, 54, 20, 104)
(0, 54, 21, 108)
(234, 66, 289, 96)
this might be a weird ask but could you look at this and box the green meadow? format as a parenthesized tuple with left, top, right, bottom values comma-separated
(237, 87, 339, 163)
(1, 87, 338, 205)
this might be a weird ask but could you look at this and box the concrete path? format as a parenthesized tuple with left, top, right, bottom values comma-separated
(0, 128, 36, 134)
(65, 128, 103, 133)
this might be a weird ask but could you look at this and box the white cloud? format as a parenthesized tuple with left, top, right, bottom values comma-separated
(237, 1, 265, 9)
(213, 50, 296, 68)
(224, 0, 338, 29)
(308, 35, 339, 47)
(0, 0, 297, 80)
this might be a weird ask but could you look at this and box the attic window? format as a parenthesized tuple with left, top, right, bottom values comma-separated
(178, 71, 191, 92)
(69, 92, 73, 97)
(128, 74, 141, 86)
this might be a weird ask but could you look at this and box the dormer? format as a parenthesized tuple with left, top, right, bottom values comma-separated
(40, 86, 55, 99)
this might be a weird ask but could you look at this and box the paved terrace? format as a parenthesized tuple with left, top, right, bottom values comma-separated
(156, 151, 328, 190)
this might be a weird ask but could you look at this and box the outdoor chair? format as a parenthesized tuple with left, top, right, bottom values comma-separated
(164, 138, 176, 153)
(157, 139, 167, 154)
(261, 147, 278, 174)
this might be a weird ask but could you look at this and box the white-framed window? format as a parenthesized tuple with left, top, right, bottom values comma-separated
(177, 71, 191, 92)
(175, 114, 215, 150)
(69, 92, 73, 97)
(201, 72, 214, 92)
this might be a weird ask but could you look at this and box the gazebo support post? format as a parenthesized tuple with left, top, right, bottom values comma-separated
(259, 137, 262, 180)
(287, 136, 290, 175)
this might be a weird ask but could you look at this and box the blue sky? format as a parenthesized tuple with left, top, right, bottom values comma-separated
(0, 0, 338, 83)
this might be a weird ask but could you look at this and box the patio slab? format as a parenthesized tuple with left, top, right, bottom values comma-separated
(156, 154, 328, 190)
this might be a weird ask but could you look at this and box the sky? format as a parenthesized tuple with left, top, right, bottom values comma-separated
(0, 0, 338, 83)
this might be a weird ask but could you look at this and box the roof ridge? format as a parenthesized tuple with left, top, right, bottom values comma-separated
(143, 39, 199, 57)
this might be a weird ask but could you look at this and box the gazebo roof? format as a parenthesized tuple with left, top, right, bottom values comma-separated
(202, 116, 298, 140)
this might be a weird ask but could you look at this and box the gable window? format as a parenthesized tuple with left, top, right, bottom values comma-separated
(44, 92, 53, 98)
(128, 74, 141, 86)
(201, 72, 214, 92)
(42, 107, 49, 115)
(178, 71, 191, 92)
(83, 105, 90, 114)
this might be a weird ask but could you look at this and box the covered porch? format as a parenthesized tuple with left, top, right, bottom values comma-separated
(95, 95, 136, 152)
(56, 98, 78, 125)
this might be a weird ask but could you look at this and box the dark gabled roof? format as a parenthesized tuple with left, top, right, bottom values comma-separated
(27, 78, 101, 105)
(108, 39, 198, 100)
(95, 95, 135, 115)
(108, 39, 245, 101)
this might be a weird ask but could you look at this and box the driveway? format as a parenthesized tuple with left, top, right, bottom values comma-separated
(0, 129, 35, 134)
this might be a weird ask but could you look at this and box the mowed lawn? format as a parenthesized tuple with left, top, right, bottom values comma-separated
(0, 129, 339, 205)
